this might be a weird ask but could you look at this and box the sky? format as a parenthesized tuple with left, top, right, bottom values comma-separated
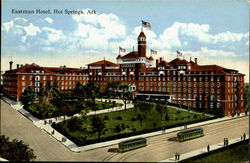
(1, 0, 249, 81)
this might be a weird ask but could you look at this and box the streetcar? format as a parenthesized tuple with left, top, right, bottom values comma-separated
(177, 127, 204, 142)
(118, 137, 147, 152)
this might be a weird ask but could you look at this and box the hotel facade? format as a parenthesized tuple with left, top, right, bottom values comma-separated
(3, 31, 245, 116)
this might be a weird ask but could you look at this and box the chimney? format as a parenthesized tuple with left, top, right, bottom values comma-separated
(195, 58, 197, 64)
(17, 64, 19, 69)
(9, 61, 13, 70)
(156, 59, 159, 65)
(160, 57, 163, 62)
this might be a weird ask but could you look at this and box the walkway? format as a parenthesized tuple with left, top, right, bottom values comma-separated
(159, 136, 249, 162)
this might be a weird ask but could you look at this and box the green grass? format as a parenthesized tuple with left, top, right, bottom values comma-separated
(53, 105, 212, 146)
(182, 140, 249, 163)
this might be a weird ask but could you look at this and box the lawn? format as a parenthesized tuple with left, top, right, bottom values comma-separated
(53, 104, 213, 146)
(182, 140, 249, 163)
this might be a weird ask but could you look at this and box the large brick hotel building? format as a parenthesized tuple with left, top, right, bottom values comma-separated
(3, 31, 245, 116)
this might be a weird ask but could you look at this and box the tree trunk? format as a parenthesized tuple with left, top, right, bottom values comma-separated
(124, 99, 127, 110)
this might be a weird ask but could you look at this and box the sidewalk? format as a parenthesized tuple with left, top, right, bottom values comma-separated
(2, 95, 248, 153)
(159, 135, 249, 162)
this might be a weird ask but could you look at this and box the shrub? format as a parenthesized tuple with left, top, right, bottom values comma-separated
(177, 110, 181, 114)
(181, 117, 184, 120)
(121, 123, 126, 130)
(194, 114, 198, 118)
(115, 124, 121, 133)
(175, 117, 178, 121)
(132, 128, 136, 132)
(153, 121, 157, 127)
(131, 117, 137, 121)
(187, 115, 191, 119)
(116, 116, 123, 120)
(103, 115, 109, 120)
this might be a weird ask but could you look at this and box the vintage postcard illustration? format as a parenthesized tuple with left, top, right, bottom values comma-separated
(1, 0, 249, 162)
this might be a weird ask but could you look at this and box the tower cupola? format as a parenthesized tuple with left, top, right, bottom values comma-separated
(137, 32, 146, 57)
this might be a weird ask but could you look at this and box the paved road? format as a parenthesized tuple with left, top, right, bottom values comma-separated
(1, 99, 248, 161)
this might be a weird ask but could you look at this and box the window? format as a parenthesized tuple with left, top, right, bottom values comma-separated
(29, 76, 32, 80)
(22, 81, 25, 86)
(29, 82, 32, 86)
(44, 76, 46, 80)
(22, 75, 26, 80)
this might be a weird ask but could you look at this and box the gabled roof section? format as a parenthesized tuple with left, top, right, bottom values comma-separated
(88, 60, 118, 67)
(190, 65, 238, 75)
(116, 54, 122, 59)
(47, 67, 84, 74)
(138, 32, 146, 38)
(168, 57, 182, 66)
(157, 60, 171, 66)
(190, 61, 198, 67)
(178, 59, 191, 65)
(149, 56, 154, 61)
(17, 64, 55, 74)
(121, 51, 138, 59)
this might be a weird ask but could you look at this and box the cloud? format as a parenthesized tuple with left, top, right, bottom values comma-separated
(2, 20, 14, 33)
(44, 17, 53, 24)
(21, 23, 41, 43)
(42, 27, 65, 43)
(72, 9, 126, 40)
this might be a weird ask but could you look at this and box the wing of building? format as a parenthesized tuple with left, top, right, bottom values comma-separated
(3, 31, 245, 116)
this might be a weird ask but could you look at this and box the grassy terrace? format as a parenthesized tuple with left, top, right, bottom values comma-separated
(53, 105, 213, 146)
(181, 139, 249, 163)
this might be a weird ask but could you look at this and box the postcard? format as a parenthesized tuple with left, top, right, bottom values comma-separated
(1, 0, 249, 162)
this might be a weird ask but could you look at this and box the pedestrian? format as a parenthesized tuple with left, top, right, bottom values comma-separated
(223, 138, 226, 146)
(207, 145, 210, 152)
(175, 152, 177, 160)
(178, 153, 180, 160)
(241, 136, 242, 141)
(243, 133, 246, 140)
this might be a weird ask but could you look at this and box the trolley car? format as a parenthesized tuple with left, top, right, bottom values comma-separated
(177, 127, 204, 142)
(118, 137, 147, 152)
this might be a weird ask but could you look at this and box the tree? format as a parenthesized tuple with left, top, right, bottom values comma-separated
(60, 101, 74, 120)
(119, 83, 132, 110)
(136, 101, 154, 128)
(73, 82, 86, 103)
(91, 116, 106, 140)
(85, 82, 100, 113)
(0, 135, 36, 161)
(20, 87, 35, 109)
(156, 102, 168, 120)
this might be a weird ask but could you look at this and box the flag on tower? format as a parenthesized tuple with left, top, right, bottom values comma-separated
(151, 49, 157, 55)
(177, 50, 182, 57)
(142, 20, 151, 28)
(119, 47, 126, 53)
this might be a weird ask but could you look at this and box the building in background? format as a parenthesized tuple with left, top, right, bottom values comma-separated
(3, 31, 245, 116)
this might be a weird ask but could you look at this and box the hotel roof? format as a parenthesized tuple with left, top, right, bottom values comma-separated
(88, 60, 118, 67)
